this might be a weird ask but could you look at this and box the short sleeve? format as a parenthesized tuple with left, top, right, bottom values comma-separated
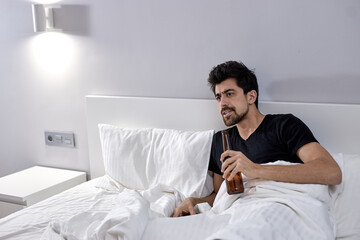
(208, 133, 223, 175)
(279, 114, 318, 157)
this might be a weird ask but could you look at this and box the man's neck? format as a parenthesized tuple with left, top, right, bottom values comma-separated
(236, 109, 265, 140)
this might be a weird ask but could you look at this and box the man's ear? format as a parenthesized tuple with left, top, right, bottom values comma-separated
(247, 90, 257, 105)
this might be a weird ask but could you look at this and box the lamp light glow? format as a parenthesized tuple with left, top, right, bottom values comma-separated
(31, 32, 75, 76)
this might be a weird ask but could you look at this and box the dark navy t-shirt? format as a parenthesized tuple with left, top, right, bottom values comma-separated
(208, 114, 318, 175)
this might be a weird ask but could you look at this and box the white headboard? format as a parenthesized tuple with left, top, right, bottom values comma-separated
(86, 95, 360, 179)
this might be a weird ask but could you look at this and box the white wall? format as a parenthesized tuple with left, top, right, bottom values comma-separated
(1, 0, 359, 177)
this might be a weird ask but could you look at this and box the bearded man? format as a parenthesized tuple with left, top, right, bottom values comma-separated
(172, 61, 341, 217)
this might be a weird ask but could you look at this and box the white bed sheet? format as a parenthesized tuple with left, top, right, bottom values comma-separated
(0, 177, 120, 240)
(1, 162, 336, 240)
(139, 161, 336, 240)
(1, 155, 359, 240)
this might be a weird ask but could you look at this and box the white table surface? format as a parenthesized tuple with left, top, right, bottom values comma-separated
(0, 166, 86, 206)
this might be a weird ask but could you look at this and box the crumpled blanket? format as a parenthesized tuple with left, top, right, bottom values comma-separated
(42, 161, 336, 240)
(143, 161, 336, 240)
(205, 171, 335, 240)
(41, 184, 185, 240)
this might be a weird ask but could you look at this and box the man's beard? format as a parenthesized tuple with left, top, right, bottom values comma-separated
(222, 106, 249, 126)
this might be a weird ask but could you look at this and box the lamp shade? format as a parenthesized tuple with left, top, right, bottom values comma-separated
(32, 4, 60, 32)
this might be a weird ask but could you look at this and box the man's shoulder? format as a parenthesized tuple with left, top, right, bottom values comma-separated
(265, 113, 310, 134)
(266, 113, 296, 120)
(260, 114, 304, 131)
(265, 113, 301, 125)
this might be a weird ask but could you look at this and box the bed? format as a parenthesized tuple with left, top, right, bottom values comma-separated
(0, 95, 359, 240)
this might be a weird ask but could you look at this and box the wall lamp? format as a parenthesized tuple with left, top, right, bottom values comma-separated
(32, 4, 61, 32)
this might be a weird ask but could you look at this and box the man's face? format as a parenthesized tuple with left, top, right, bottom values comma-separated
(214, 78, 249, 126)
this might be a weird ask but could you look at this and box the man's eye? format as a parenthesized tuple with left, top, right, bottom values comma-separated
(227, 92, 233, 97)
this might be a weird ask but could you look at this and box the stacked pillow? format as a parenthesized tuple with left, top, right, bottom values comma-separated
(98, 124, 214, 198)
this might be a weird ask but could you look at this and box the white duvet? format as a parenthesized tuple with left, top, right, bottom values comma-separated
(41, 184, 185, 240)
(40, 161, 335, 240)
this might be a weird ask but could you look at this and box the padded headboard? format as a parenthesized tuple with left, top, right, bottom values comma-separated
(86, 95, 360, 179)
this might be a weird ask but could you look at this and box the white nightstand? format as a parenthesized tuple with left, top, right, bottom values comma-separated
(0, 166, 86, 218)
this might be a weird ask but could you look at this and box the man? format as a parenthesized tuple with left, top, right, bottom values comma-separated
(172, 60, 342, 217)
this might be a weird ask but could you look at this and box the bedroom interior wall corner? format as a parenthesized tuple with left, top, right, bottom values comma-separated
(0, 0, 359, 178)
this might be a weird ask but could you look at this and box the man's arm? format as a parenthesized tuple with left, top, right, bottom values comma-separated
(221, 142, 342, 185)
(172, 173, 223, 217)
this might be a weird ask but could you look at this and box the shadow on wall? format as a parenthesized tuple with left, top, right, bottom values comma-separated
(54, 5, 91, 36)
(266, 75, 360, 104)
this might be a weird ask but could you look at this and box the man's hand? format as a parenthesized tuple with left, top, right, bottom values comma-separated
(220, 150, 259, 180)
(221, 143, 342, 185)
(172, 175, 221, 218)
(172, 197, 196, 217)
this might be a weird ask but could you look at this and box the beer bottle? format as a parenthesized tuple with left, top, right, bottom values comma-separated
(222, 130, 244, 194)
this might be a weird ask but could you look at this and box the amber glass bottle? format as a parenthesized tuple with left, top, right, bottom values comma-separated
(222, 130, 244, 194)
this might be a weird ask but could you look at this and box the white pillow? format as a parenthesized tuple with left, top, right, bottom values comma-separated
(98, 124, 214, 198)
(332, 154, 360, 239)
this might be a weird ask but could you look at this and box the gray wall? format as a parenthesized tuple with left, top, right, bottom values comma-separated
(1, 0, 359, 177)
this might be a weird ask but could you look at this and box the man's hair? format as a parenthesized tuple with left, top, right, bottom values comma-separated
(208, 61, 259, 108)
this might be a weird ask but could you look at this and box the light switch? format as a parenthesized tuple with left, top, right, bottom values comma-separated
(45, 131, 75, 148)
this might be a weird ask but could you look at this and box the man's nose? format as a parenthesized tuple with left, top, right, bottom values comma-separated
(220, 96, 229, 107)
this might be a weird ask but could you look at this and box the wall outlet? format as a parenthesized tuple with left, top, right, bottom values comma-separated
(45, 131, 75, 148)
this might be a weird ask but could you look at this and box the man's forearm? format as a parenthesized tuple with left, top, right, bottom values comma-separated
(191, 191, 217, 207)
(255, 158, 341, 185)
(223, 143, 342, 185)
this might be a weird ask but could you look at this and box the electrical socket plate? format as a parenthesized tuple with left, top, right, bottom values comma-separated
(45, 131, 75, 148)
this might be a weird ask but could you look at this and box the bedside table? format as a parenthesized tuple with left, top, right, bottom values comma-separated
(0, 166, 86, 218)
